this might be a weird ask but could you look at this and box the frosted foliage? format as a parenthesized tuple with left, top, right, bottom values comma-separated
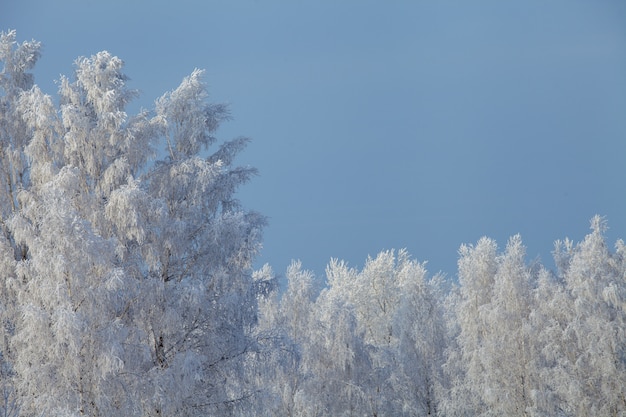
(0, 30, 40, 92)
(481, 236, 535, 415)
(249, 262, 318, 417)
(309, 290, 372, 416)
(0, 31, 41, 219)
(216, 226, 625, 417)
(441, 223, 626, 417)
(546, 216, 626, 416)
(58, 51, 155, 200)
(105, 177, 162, 261)
(9, 169, 125, 416)
(18, 86, 63, 186)
(353, 250, 407, 346)
(281, 261, 316, 341)
(394, 265, 446, 416)
(251, 251, 446, 416)
(156, 69, 229, 160)
(445, 237, 499, 415)
(3, 31, 626, 417)
(0, 32, 265, 417)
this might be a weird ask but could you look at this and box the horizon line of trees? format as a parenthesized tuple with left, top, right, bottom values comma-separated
(1, 30, 625, 416)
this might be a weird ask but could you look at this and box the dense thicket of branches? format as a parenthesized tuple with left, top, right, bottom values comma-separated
(0, 30, 271, 417)
(252, 223, 626, 417)
(1, 31, 625, 417)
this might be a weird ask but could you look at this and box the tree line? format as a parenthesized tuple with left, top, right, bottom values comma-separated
(0, 31, 624, 416)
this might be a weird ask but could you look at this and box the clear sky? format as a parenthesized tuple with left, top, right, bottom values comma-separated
(3, 0, 626, 280)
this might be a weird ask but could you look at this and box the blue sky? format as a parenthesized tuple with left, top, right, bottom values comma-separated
(3, 0, 626, 279)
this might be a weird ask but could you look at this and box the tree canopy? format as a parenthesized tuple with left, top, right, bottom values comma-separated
(1, 30, 625, 417)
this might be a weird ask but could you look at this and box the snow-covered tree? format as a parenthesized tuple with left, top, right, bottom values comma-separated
(443, 237, 498, 416)
(2, 31, 267, 417)
(527, 267, 572, 415)
(443, 222, 626, 416)
(0, 30, 40, 220)
(110, 67, 266, 416)
(329, 250, 447, 415)
(321, 254, 397, 415)
(307, 284, 372, 417)
(9, 166, 126, 416)
(549, 217, 626, 416)
(443, 235, 544, 416)
(245, 261, 316, 417)
(0, 30, 44, 416)
(269, 250, 447, 417)
(393, 265, 447, 416)
(480, 235, 537, 416)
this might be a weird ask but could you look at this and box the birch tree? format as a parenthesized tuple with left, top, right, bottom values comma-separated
(0, 30, 44, 415)
(316, 250, 446, 416)
(552, 217, 626, 416)
(443, 237, 498, 416)
(2, 31, 266, 417)
(481, 235, 536, 416)
(0, 30, 40, 220)
(242, 261, 313, 417)
(527, 267, 572, 415)
(393, 265, 447, 416)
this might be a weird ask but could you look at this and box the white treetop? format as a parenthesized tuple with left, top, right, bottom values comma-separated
(1, 31, 267, 417)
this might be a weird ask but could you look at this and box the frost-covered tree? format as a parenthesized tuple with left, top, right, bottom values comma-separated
(307, 285, 372, 417)
(1, 31, 267, 417)
(322, 254, 399, 415)
(443, 236, 543, 417)
(443, 222, 626, 416)
(258, 250, 447, 417)
(9, 167, 126, 416)
(393, 264, 447, 416)
(549, 217, 626, 416)
(108, 67, 266, 417)
(245, 261, 316, 417)
(0, 30, 44, 415)
(252, 259, 382, 417)
(443, 237, 498, 416)
(0, 30, 40, 220)
(527, 267, 572, 415)
(480, 235, 537, 416)
(325, 250, 447, 415)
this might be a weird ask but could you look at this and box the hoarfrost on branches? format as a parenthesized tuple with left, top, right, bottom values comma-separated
(1, 31, 625, 417)
(1, 30, 267, 417)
